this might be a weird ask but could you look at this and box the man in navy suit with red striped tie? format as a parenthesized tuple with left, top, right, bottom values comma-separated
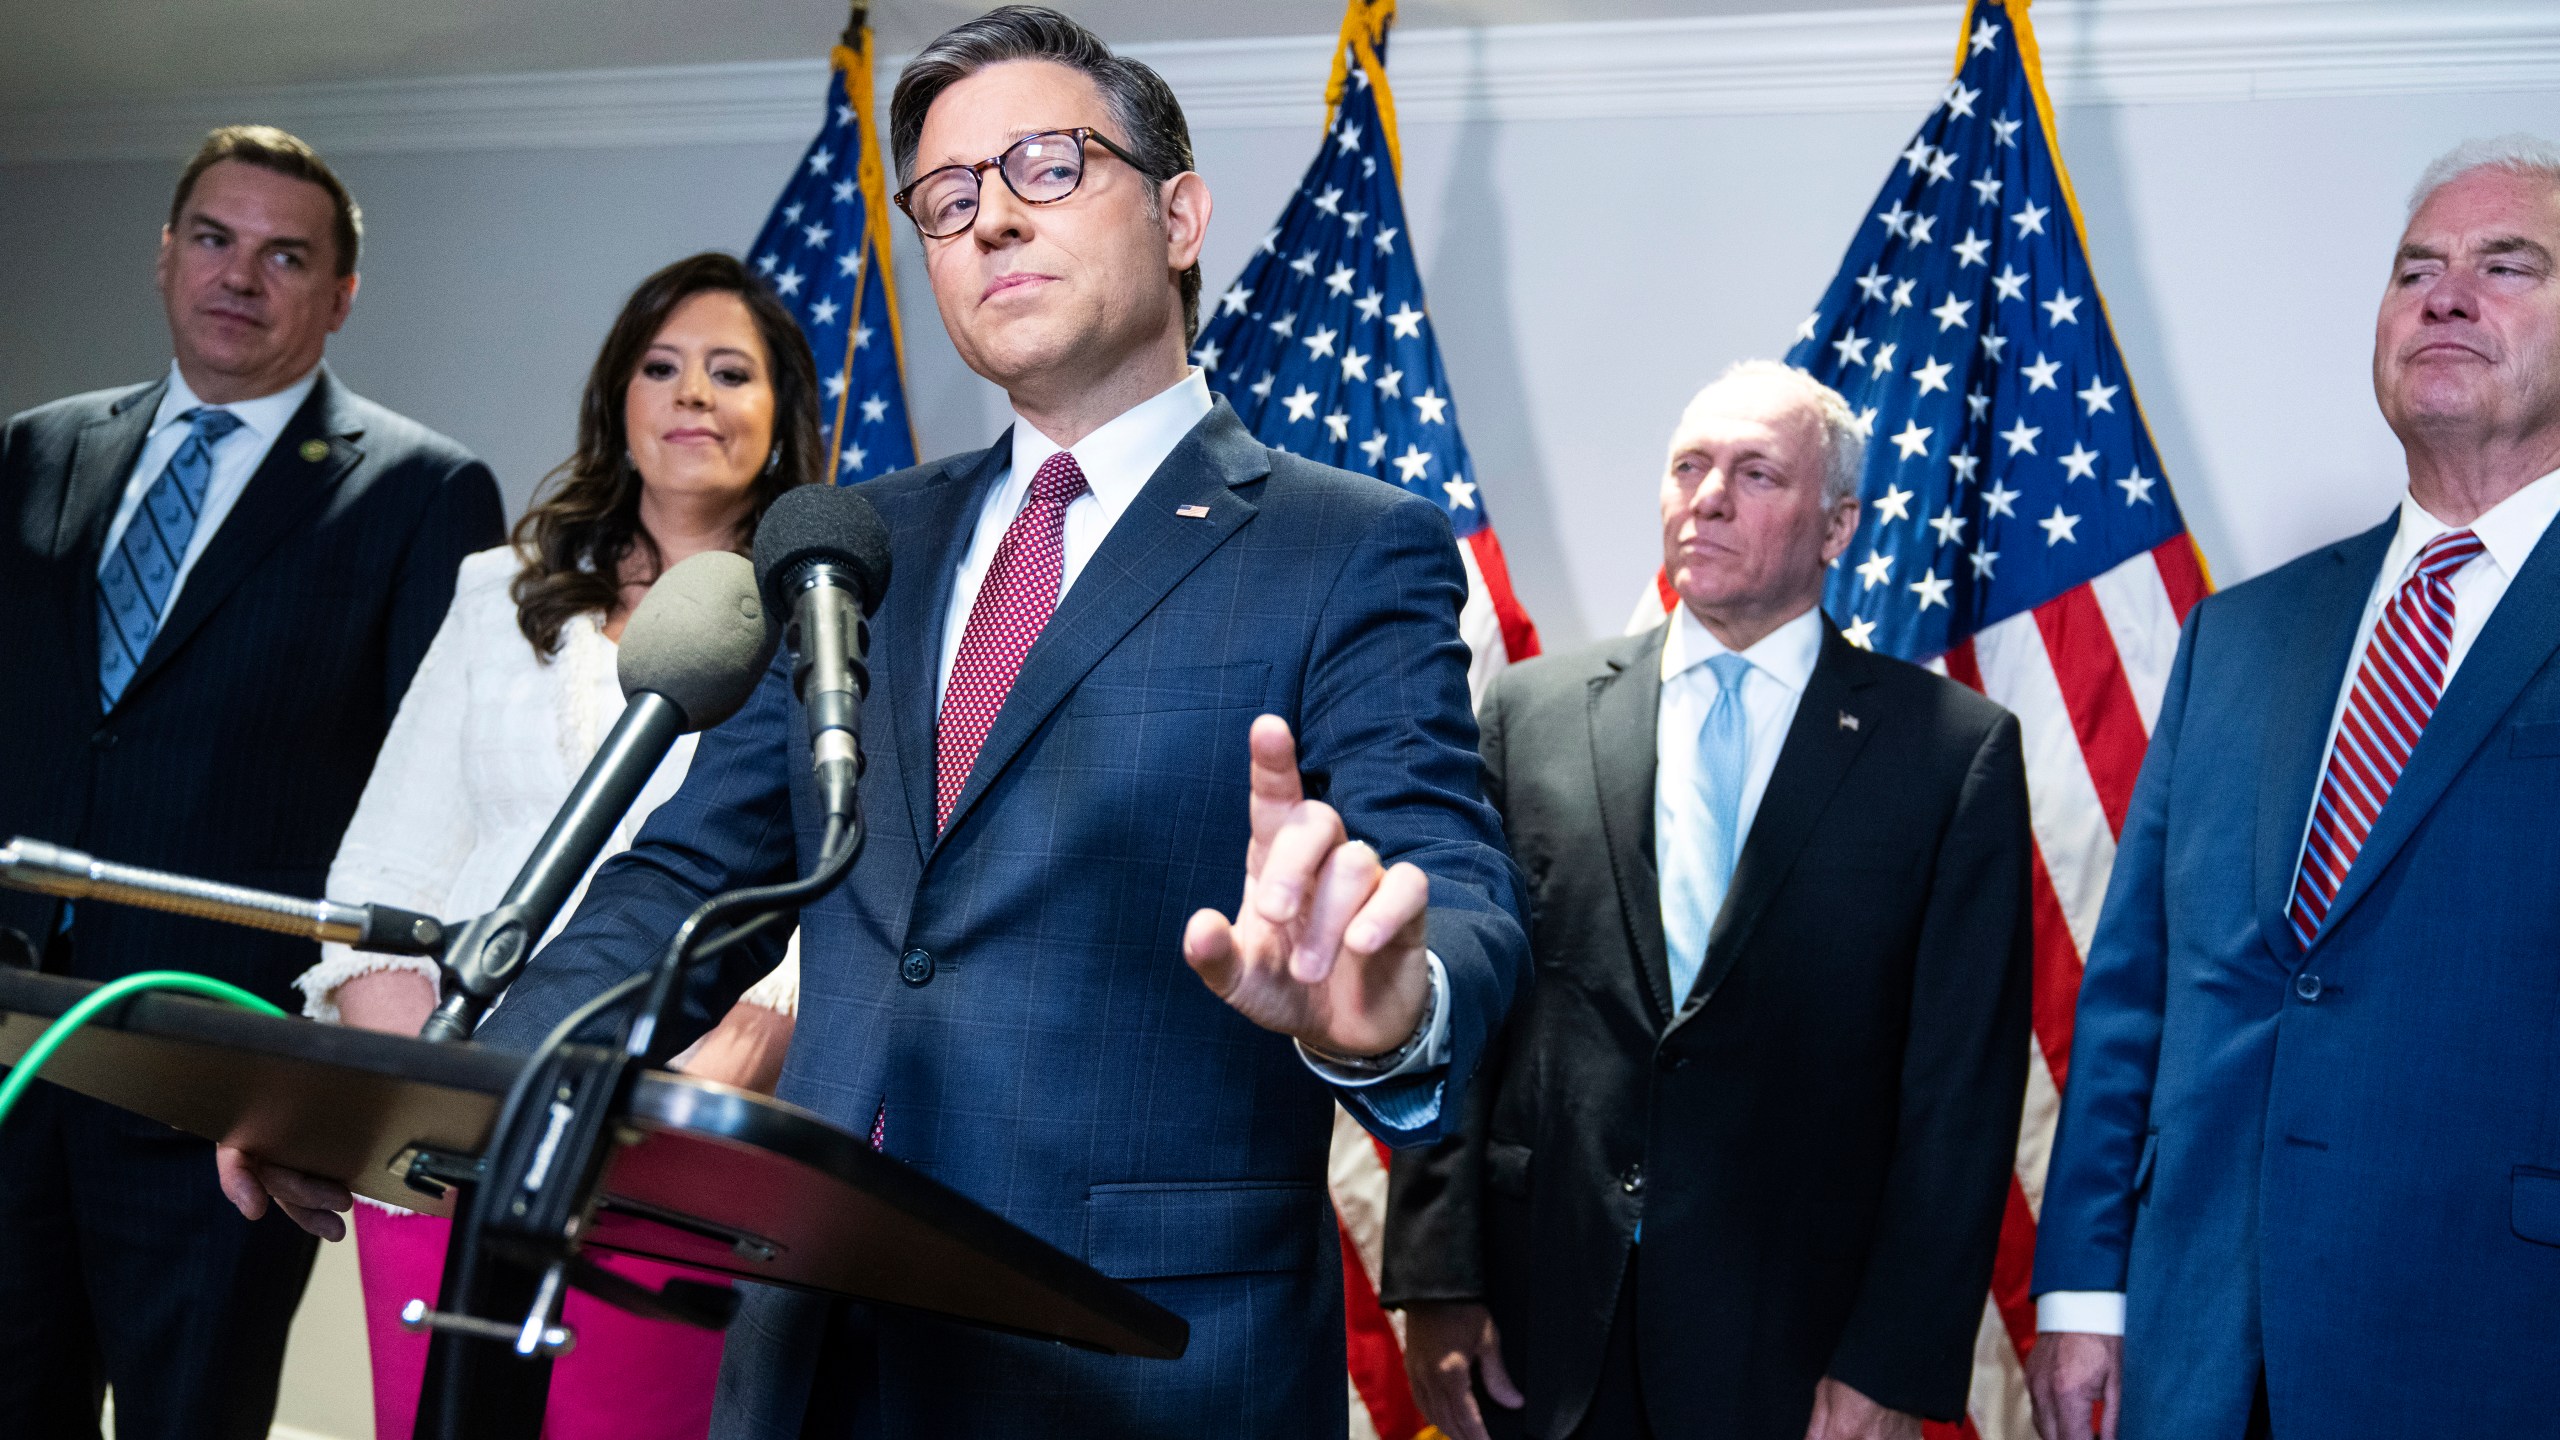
(2030, 135, 2560, 1440)
(216, 9, 1529, 1438)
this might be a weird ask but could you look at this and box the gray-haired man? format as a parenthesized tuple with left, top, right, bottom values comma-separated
(1383, 363, 2034, 1440)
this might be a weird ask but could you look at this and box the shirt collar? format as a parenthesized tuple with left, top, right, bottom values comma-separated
(153, 360, 323, 444)
(1006, 368, 1213, 508)
(2385, 466, 2560, 586)
(1661, 600, 1823, 695)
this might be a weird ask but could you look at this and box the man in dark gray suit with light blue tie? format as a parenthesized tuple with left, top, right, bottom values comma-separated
(1385, 363, 2032, 1440)
(2030, 136, 2560, 1440)
(0, 126, 502, 1438)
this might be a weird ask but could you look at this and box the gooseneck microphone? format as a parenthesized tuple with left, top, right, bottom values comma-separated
(419, 550, 777, 1043)
(752, 485, 893, 828)
(0, 837, 445, 954)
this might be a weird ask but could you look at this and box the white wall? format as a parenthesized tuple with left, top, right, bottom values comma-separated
(4, 1, 2556, 653)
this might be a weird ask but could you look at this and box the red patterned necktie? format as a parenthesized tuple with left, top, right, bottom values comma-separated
(935, 451, 1089, 831)
(2288, 528, 2484, 944)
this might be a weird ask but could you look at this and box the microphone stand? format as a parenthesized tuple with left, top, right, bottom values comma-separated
(419, 691, 687, 1044)
(409, 810, 865, 1440)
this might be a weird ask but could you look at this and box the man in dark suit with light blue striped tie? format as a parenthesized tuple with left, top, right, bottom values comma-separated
(0, 125, 501, 1438)
(2029, 135, 2560, 1440)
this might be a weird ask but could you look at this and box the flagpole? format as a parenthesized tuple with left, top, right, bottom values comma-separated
(823, 1, 921, 478)
(1327, 0, 1404, 183)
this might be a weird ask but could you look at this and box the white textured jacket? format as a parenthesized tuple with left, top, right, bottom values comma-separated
(298, 545, 797, 1022)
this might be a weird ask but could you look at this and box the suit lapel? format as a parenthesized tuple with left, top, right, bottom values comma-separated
(124, 371, 361, 699)
(1673, 623, 1878, 1029)
(933, 402, 1267, 848)
(53, 382, 164, 718)
(876, 440, 1009, 863)
(1586, 626, 1672, 1026)
(2313, 514, 2560, 948)
(2251, 519, 2395, 962)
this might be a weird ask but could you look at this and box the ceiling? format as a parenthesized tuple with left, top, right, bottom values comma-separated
(0, 0, 1941, 110)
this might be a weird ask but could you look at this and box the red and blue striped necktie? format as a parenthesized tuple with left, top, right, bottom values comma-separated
(2288, 528, 2484, 944)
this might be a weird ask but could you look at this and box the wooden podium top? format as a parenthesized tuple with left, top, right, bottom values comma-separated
(0, 968, 1186, 1359)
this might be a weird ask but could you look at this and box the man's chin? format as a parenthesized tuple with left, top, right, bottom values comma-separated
(2389, 374, 2504, 429)
(963, 324, 1085, 393)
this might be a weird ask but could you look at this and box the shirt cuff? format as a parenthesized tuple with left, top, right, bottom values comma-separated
(2035, 1290, 2126, 1335)
(1296, 951, 1452, 1087)
(294, 945, 443, 1024)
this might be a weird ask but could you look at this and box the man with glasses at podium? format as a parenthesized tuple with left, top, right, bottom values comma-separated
(225, 9, 1528, 1439)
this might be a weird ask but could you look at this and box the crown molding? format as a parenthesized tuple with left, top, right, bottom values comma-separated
(1, 1, 2552, 165)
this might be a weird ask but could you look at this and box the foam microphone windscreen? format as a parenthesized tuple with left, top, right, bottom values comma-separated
(752, 483, 893, 617)
(617, 550, 778, 731)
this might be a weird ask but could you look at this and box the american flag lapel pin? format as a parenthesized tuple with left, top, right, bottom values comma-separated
(1175, 504, 1211, 519)
(1839, 710, 1860, 732)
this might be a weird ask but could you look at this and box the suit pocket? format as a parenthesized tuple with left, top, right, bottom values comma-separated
(1070, 661, 1270, 716)
(1085, 1179, 1323, 1280)
(2512, 1167, 2560, 1246)
(2133, 1130, 2161, 1206)
(2509, 722, 2560, 758)
(1484, 1138, 1532, 1200)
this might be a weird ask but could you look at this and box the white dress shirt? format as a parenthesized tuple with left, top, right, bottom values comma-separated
(1654, 601, 1823, 993)
(2036, 466, 2560, 1338)
(933, 369, 1449, 1116)
(98, 362, 320, 611)
(935, 367, 1215, 709)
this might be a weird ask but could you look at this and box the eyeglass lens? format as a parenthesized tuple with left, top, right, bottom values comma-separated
(909, 132, 1089, 238)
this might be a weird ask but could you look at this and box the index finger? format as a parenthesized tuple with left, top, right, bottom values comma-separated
(1246, 715, 1305, 866)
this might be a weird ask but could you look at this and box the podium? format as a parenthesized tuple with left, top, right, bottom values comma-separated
(0, 967, 1188, 1362)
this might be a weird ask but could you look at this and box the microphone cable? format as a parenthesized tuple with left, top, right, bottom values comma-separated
(0, 971, 285, 1129)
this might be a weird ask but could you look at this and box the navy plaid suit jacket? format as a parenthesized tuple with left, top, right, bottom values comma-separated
(481, 399, 1530, 1438)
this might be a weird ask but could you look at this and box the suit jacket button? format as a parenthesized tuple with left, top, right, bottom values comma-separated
(1656, 1050, 1688, 1073)
(900, 949, 934, 987)
(2295, 972, 2323, 1002)
(89, 729, 116, 750)
(1620, 1164, 1645, 1195)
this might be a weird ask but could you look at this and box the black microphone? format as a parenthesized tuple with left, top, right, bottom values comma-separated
(420, 550, 776, 1044)
(752, 485, 892, 828)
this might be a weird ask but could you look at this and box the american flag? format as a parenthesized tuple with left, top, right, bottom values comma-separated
(1626, 2, 2208, 1435)
(1190, 2, 1539, 1435)
(747, 17, 917, 484)
(1194, 2, 1540, 702)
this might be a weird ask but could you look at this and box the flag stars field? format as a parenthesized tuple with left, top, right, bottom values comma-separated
(746, 56, 913, 482)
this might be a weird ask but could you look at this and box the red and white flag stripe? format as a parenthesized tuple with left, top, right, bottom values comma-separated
(1330, 527, 1539, 1440)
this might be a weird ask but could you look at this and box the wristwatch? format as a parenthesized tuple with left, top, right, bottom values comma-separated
(1300, 953, 1449, 1077)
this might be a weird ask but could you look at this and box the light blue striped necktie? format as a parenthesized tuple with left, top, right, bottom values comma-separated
(1663, 650, 1753, 1008)
(98, 406, 243, 709)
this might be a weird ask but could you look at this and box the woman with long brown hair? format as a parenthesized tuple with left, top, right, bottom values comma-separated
(297, 251, 818, 1440)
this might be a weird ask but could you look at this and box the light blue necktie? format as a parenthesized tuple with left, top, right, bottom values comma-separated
(98, 406, 242, 710)
(1663, 651, 1753, 1008)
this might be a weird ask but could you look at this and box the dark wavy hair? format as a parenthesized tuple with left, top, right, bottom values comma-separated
(891, 5, 1200, 339)
(511, 252, 823, 657)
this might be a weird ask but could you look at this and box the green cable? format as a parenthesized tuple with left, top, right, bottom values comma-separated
(0, 970, 286, 1128)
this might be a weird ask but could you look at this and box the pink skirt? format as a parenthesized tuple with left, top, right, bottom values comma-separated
(353, 1204, 725, 1440)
